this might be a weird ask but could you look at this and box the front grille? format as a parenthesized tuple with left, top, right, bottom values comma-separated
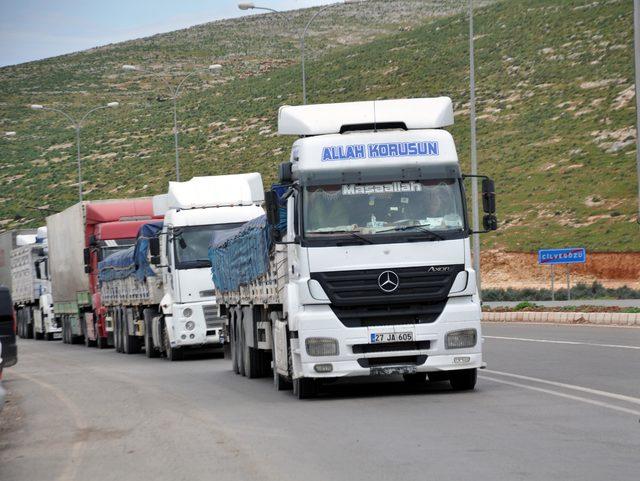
(352, 341, 430, 354)
(358, 355, 427, 368)
(311, 264, 463, 306)
(311, 264, 462, 328)
(331, 301, 447, 328)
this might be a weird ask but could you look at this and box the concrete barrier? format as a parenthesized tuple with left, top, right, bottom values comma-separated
(482, 311, 640, 327)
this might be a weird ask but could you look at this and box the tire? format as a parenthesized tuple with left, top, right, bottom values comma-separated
(163, 323, 183, 361)
(272, 322, 291, 391)
(35, 329, 44, 340)
(293, 377, 318, 400)
(449, 368, 477, 391)
(114, 312, 122, 353)
(230, 313, 240, 374)
(62, 318, 69, 344)
(144, 309, 159, 358)
(26, 308, 34, 339)
(242, 321, 259, 379)
(403, 372, 427, 384)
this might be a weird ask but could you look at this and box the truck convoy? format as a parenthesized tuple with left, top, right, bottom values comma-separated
(46, 199, 158, 346)
(210, 97, 497, 398)
(11, 227, 58, 340)
(98, 174, 264, 360)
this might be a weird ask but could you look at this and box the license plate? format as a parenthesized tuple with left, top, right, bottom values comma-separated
(370, 331, 413, 343)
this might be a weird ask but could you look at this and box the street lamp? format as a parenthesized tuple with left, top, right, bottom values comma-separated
(634, 0, 640, 223)
(29, 102, 119, 203)
(239, 0, 363, 104)
(468, 0, 481, 295)
(122, 64, 222, 182)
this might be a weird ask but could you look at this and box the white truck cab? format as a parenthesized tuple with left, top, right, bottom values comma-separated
(151, 175, 264, 358)
(216, 97, 497, 398)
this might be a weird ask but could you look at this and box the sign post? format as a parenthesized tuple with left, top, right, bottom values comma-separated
(538, 248, 586, 301)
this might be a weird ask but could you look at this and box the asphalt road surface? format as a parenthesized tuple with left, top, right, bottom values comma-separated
(1, 323, 639, 481)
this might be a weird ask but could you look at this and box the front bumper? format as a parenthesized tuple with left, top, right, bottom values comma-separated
(169, 301, 225, 348)
(293, 297, 482, 378)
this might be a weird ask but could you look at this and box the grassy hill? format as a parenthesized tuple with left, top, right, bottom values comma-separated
(0, 0, 638, 252)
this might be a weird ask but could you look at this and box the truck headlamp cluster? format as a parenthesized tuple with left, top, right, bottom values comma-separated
(182, 308, 193, 318)
(445, 329, 477, 349)
(305, 337, 339, 357)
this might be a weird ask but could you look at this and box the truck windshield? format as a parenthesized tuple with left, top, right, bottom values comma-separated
(303, 179, 466, 241)
(174, 223, 244, 270)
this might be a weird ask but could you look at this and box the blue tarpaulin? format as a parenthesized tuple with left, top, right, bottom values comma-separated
(208, 215, 271, 293)
(99, 222, 163, 282)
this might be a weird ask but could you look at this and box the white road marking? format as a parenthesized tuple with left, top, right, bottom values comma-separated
(485, 369, 640, 406)
(484, 335, 640, 350)
(480, 375, 640, 417)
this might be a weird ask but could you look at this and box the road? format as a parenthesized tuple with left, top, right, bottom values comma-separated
(484, 299, 640, 308)
(1, 323, 639, 481)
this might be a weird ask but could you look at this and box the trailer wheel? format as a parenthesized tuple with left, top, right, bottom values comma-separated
(114, 311, 122, 352)
(26, 307, 34, 339)
(449, 368, 477, 391)
(96, 333, 108, 349)
(240, 311, 260, 379)
(230, 311, 240, 374)
(62, 317, 69, 344)
(293, 377, 318, 400)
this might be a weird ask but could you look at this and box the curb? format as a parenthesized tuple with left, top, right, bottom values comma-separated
(482, 311, 640, 327)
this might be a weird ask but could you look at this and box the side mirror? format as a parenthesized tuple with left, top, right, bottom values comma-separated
(264, 190, 280, 227)
(278, 162, 293, 183)
(481, 178, 496, 214)
(83, 247, 91, 266)
(34, 262, 42, 280)
(84, 265, 92, 274)
(149, 237, 160, 257)
(483, 214, 498, 231)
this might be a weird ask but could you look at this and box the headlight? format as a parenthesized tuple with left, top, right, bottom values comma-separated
(183, 308, 193, 318)
(305, 337, 339, 356)
(185, 320, 195, 331)
(445, 329, 477, 349)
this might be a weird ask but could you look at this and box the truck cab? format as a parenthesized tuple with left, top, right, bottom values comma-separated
(151, 175, 264, 358)
(272, 97, 497, 395)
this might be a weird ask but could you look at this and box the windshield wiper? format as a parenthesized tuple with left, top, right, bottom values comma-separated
(309, 230, 374, 244)
(377, 225, 445, 240)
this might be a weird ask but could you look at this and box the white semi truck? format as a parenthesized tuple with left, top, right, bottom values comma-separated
(99, 174, 264, 360)
(211, 97, 497, 398)
(11, 227, 59, 340)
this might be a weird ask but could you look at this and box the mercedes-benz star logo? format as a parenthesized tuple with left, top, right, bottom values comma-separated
(378, 270, 400, 293)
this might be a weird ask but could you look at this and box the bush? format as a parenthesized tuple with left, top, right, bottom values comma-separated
(482, 282, 640, 301)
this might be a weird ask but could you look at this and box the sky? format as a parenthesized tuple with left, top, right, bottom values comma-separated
(0, 0, 336, 67)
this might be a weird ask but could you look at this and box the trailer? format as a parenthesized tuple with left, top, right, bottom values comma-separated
(98, 175, 264, 360)
(11, 227, 58, 340)
(210, 97, 498, 398)
(47, 199, 158, 346)
(0, 229, 37, 292)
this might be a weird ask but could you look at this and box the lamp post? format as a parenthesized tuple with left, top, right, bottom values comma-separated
(122, 64, 222, 182)
(468, 0, 481, 295)
(239, 0, 362, 104)
(30, 102, 119, 203)
(634, 0, 640, 223)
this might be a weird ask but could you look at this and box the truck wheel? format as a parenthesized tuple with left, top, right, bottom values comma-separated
(114, 313, 122, 352)
(271, 322, 291, 391)
(449, 368, 477, 391)
(35, 329, 44, 340)
(163, 324, 183, 361)
(143, 309, 159, 358)
(293, 378, 318, 400)
(230, 314, 240, 374)
(26, 308, 34, 339)
(243, 331, 259, 379)
(62, 318, 69, 344)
